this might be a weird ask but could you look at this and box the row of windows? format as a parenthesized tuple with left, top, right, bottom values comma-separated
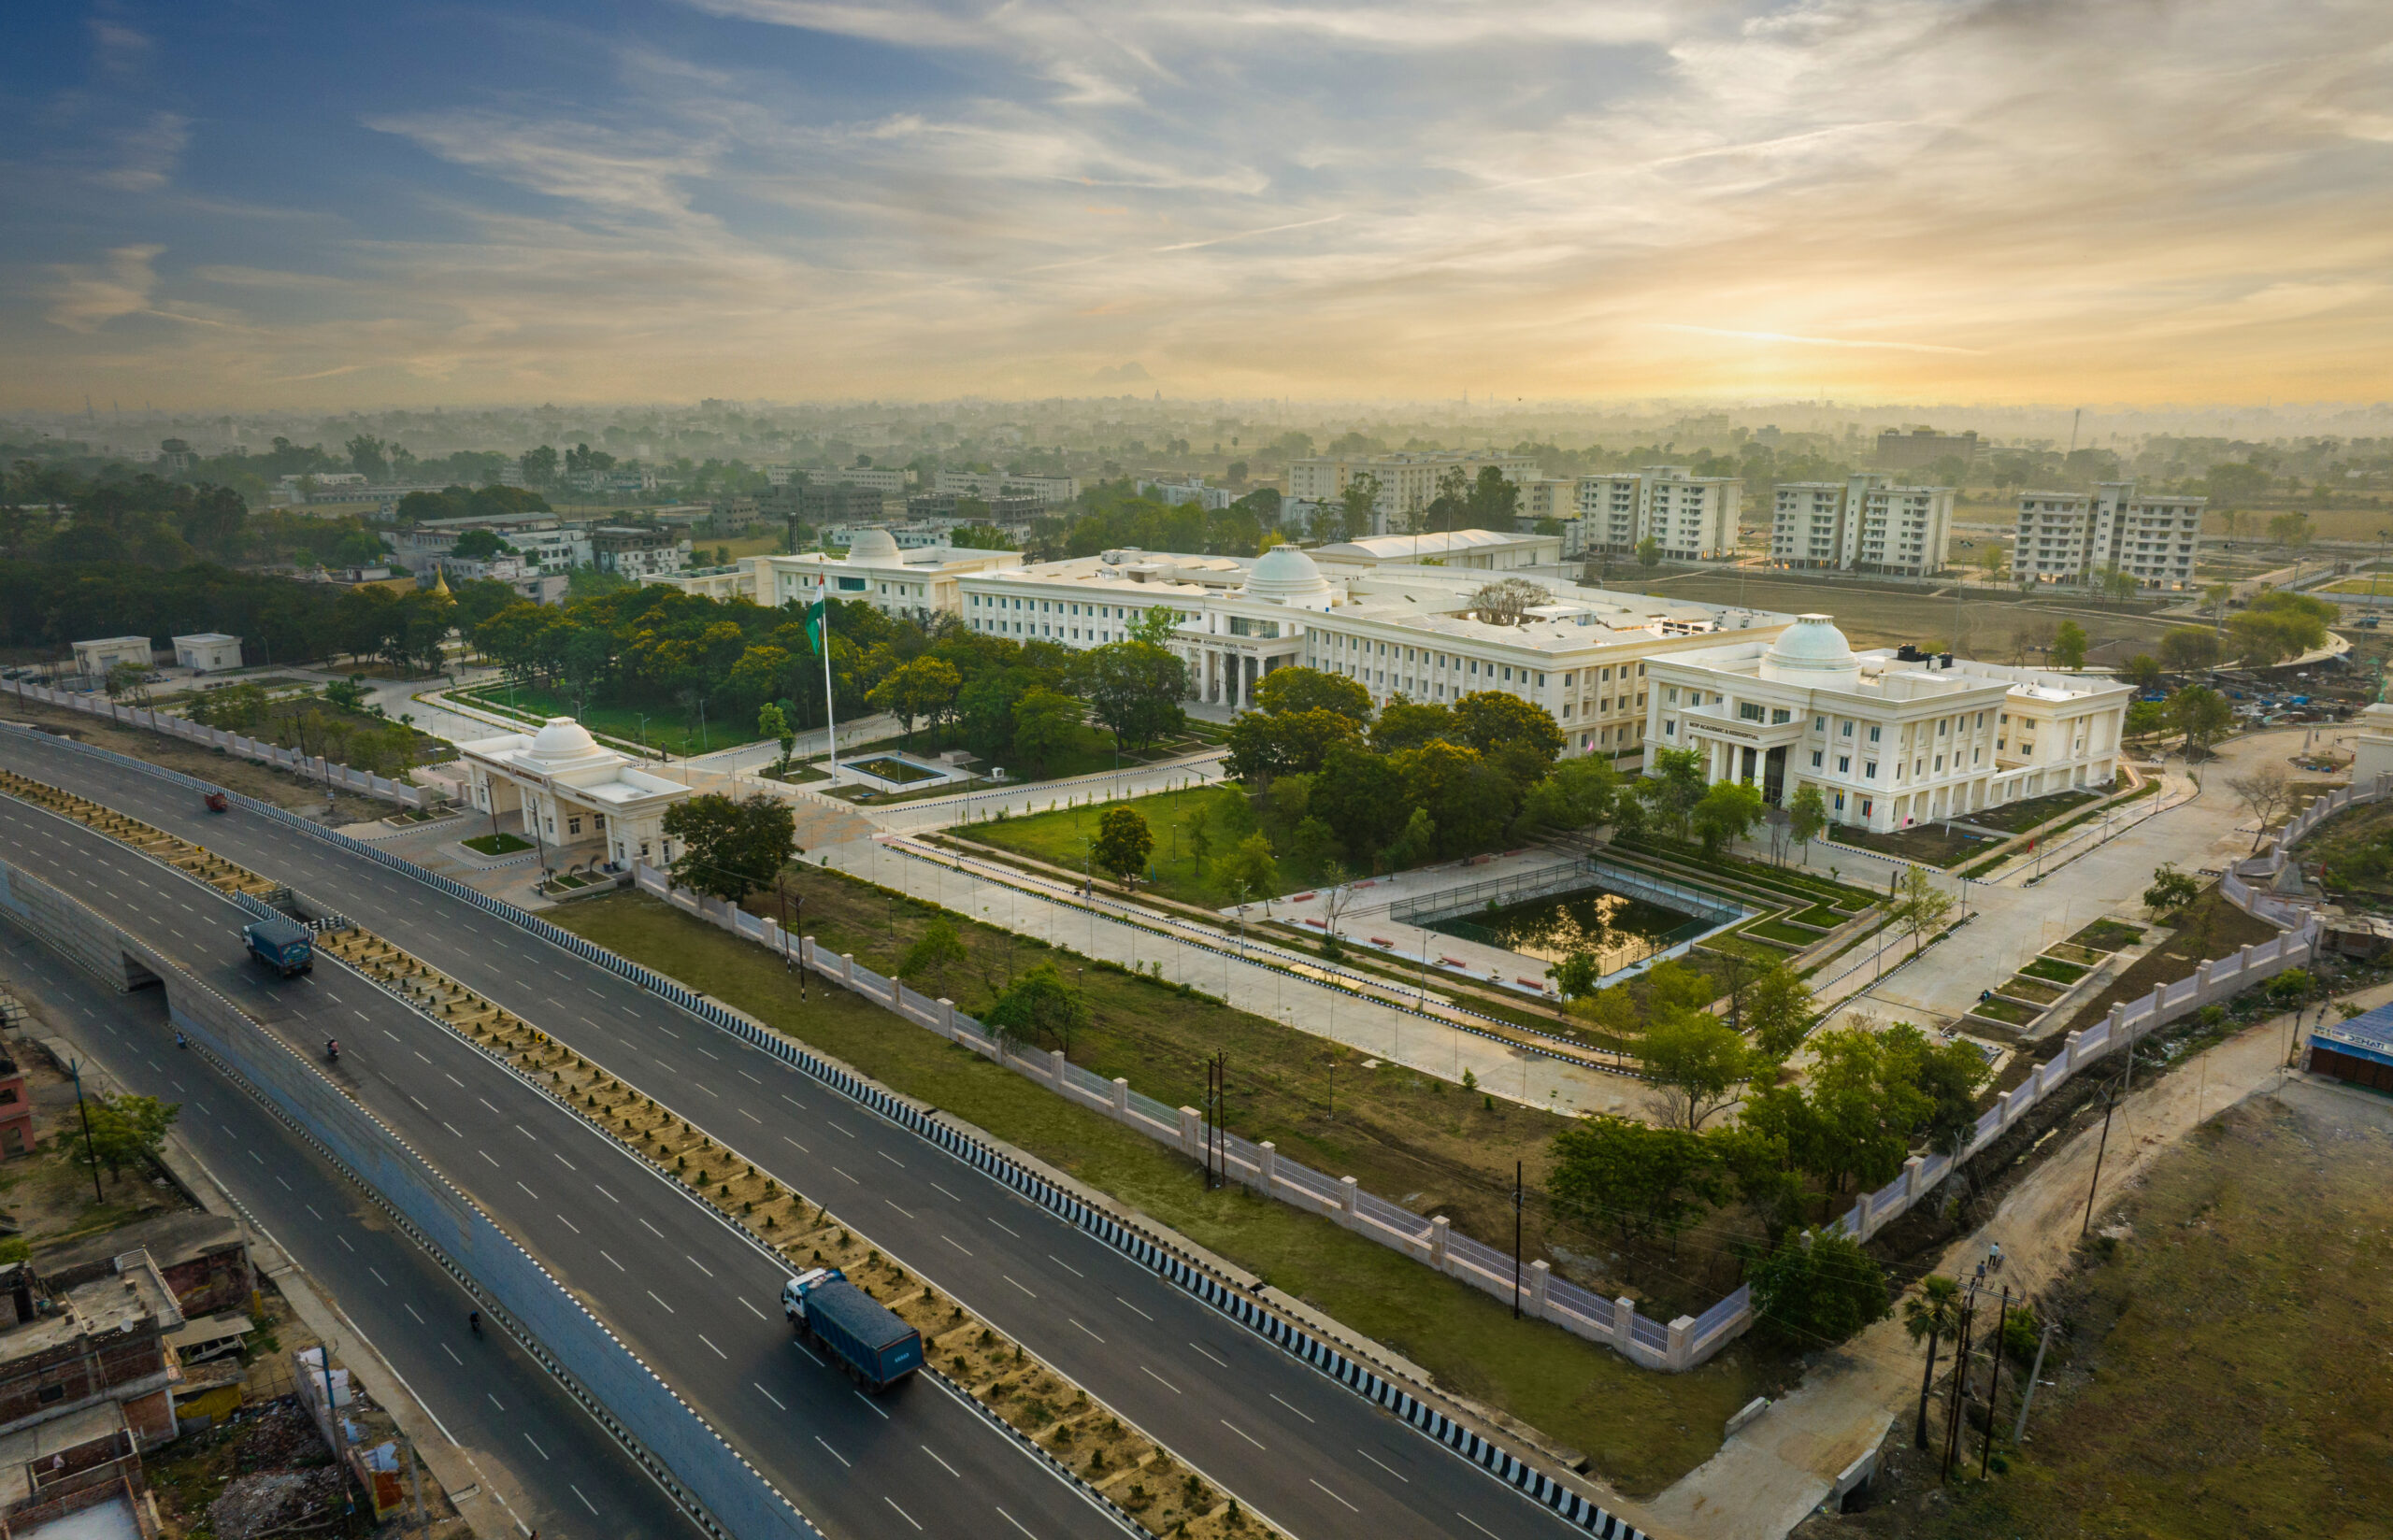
(967, 594, 1187, 622)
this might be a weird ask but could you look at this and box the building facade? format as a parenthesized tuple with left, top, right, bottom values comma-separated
(2013, 482, 2205, 590)
(169, 634, 242, 673)
(1875, 427, 1981, 470)
(1136, 478, 1238, 511)
(649, 527, 1023, 622)
(932, 470, 1080, 506)
(1569, 467, 1743, 560)
(1770, 475, 1955, 575)
(456, 719, 690, 867)
(70, 638, 152, 679)
(1644, 615, 2130, 832)
(1283, 452, 1538, 536)
(590, 526, 691, 578)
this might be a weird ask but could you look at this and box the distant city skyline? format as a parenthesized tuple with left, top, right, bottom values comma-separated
(3, 0, 2388, 410)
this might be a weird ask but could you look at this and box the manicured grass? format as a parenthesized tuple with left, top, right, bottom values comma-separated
(1612, 836, 1879, 909)
(2019, 956, 2089, 984)
(550, 889, 1782, 1493)
(456, 684, 749, 756)
(2067, 920, 2145, 953)
(462, 832, 533, 855)
(971, 784, 1271, 908)
(1970, 996, 2040, 1026)
(1748, 920, 1826, 947)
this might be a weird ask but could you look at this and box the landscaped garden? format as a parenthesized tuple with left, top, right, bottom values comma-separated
(1966, 785, 2104, 834)
(463, 832, 534, 856)
(455, 683, 731, 756)
(1827, 820, 1999, 867)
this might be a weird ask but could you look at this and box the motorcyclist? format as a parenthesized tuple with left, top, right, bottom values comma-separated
(174, 1031, 186, 1049)
(324, 1038, 339, 1062)
(469, 1309, 481, 1337)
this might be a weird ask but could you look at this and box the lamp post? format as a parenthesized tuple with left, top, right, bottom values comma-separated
(65, 1056, 103, 1204)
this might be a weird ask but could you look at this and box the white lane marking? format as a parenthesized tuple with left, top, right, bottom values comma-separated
(886, 1199, 915, 1219)
(489, 1393, 505, 1412)
(1004, 1276, 1037, 1299)
(740, 1108, 762, 1123)
(831, 1165, 857, 1183)
(1188, 1341, 1228, 1369)
(556, 1214, 580, 1234)
(929, 1182, 961, 1202)
(826, 1119, 855, 1138)
(814, 1436, 849, 1468)
(524, 1433, 550, 1462)
(921, 1444, 962, 1478)
(738, 1070, 762, 1085)
(1047, 1254, 1082, 1278)
(442, 1122, 463, 1137)
(516, 1182, 537, 1200)
(694, 1046, 718, 1061)
(514, 1123, 537, 1141)
(781, 1094, 808, 1111)
(1221, 1419, 1266, 1451)
(1069, 1319, 1104, 1344)
(594, 1184, 618, 1203)
(441, 1343, 463, 1365)
(1356, 1447, 1411, 1484)
(943, 1236, 973, 1257)
(878, 1150, 905, 1169)
(1454, 1511, 1503, 1540)
(755, 1384, 787, 1410)
(337, 1236, 355, 1252)
(698, 1333, 727, 1360)
(571, 1485, 599, 1516)
(741, 1298, 767, 1320)
(792, 1338, 824, 1367)
(854, 1391, 890, 1420)
(996, 1508, 1039, 1540)
(445, 1074, 464, 1088)
(599, 1250, 624, 1271)
(1310, 1479, 1358, 1513)
(1140, 1365, 1181, 1394)
(414, 1051, 432, 1064)
(694, 1083, 718, 1098)
(552, 1152, 577, 1171)
(988, 1218, 1021, 1238)
(687, 1255, 715, 1277)
(479, 1098, 502, 1115)
(883, 1497, 922, 1532)
(1116, 1296, 1153, 1322)
(404, 1304, 425, 1324)
(784, 1136, 810, 1154)
(647, 1290, 677, 1314)
(1270, 1392, 1315, 1423)
(408, 1094, 429, 1111)
(639, 1218, 665, 1237)
(369, 1268, 390, 1287)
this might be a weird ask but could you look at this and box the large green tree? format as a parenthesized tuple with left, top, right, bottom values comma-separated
(1093, 806, 1154, 888)
(1747, 1229, 1890, 1348)
(1073, 640, 1186, 752)
(1640, 1011, 1754, 1131)
(1549, 1117, 1725, 1244)
(661, 792, 797, 902)
(1254, 665, 1372, 723)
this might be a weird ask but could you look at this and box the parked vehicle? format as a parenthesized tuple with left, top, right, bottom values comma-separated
(781, 1268, 922, 1391)
(243, 915, 314, 977)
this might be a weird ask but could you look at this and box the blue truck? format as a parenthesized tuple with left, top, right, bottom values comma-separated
(781, 1268, 922, 1391)
(242, 915, 314, 977)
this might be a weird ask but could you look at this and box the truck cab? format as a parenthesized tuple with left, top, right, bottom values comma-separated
(243, 915, 314, 977)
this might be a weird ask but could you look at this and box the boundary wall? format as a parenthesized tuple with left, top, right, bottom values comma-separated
(0, 722, 1656, 1538)
(0, 851, 818, 1540)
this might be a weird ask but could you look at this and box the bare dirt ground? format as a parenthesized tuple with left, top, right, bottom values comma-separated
(0, 693, 389, 822)
(1633, 572, 2185, 664)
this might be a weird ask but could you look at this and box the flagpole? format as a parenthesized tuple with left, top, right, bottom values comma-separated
(818, 584, 838, 781)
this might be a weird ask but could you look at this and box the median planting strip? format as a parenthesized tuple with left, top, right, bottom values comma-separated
(0, 766, 1274, 1540)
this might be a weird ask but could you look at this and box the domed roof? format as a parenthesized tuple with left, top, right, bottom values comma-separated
(523, 717, 611, 769)
(1758, 614, 1859, 685)
(846, 527, 900, 563)
(1240, 544, 1334, 608)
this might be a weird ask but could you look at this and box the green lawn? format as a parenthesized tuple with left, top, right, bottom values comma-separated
(456, 684, 752, 757)
(968, 784, 1270, 908)
(2020, 956, 2089, 984)
(462, 832, 533, 855)
(551, 887, 1783, 1493)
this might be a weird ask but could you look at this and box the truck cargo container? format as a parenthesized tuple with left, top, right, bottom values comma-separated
(243, 915, 314, 977)
(781, 1268, 922, 1391)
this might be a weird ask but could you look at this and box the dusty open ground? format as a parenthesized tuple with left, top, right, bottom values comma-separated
(1631, 572, 2187, 664)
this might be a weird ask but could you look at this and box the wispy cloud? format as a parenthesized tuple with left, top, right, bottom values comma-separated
(94, 111, 190, 192)
(1657, 324, 1985, 356)
(46, 245, 164, 331)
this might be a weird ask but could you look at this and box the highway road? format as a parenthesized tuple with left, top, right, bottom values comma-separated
(0, 729, 1623, 1540)
(0, 928, 689, 1540)
(0, 797, 1135, 1540)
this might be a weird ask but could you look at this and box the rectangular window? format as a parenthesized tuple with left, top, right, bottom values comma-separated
(1939, 719, 1950, 736)
(1841, 720, 1854, 736)
(1868, 725, 1882, 743)
(1834, 791, 1845, 811)
(1667, 687, 1679, 704)
(1739, 702, 1765, 722)
(1839, 755, 1852, 773)
(1665, 720, 1677, 736)
(1860, 798, 1873, 819)
(1865, 762, 1877, 778)
(1772, 708, 1791, 724)
(1811, 750, 1824, 768)
(1814, 715, 1826, 731)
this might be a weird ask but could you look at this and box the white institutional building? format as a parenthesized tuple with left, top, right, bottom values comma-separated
(1644, 616, 2132, 832)
(1770, 476, 1956, 576)
(958, 539, 1791, 761)
(456, 718, 692, 868)
(653, 527, 1024, 621)
(2013, 481, 2206, 591)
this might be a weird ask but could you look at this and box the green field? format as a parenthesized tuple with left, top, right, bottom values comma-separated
(968, 784, 1275, 908)
(456, 684, 752, 756)
(552, 884, 1784, 1493)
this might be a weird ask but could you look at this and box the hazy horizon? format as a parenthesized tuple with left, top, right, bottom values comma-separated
(6, 0, 2390, 411)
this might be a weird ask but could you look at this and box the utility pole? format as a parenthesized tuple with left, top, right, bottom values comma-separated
(2080, 1072, 2121, 1239)
(66, 1058, 103, 1204)
(1941, 1285, 1977, 1483)
(1981, 1286, 2009, 1477)
(2013, 1319, 2058, 1442)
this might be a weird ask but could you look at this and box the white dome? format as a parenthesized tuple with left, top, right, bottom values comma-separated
(1240, 545, 1335, 609)
(846, 527, 900, 563)
(1758, 614, 1859, 686)
(524, 717, 611, 769)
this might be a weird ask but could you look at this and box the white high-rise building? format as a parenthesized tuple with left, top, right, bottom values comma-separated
(1569, 467, 1742, 561)
(1283, 452, 1537, 536)
(1770, 475, 1955, 576)
(2013, 482, 2205, 590)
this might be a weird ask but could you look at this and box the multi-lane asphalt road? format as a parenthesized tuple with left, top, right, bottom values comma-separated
(0, 927, 688, 1540)
(0, 728, 1617, 1540)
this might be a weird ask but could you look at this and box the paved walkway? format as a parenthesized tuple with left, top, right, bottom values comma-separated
(1645, 982, 2348, 1540)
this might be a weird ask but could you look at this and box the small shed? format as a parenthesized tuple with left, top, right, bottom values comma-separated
(170, 633, 243, 673)
(2307, 1006, 2393, 1093)
(70, 636, 152, 679)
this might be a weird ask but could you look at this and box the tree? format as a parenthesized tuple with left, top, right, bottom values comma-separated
(1335, 472, 1381, 541)
(1126, 605, 1179, 647)
(1010, 689, 1082, 776)
(1074, 640, 1186, 753)
(2166, 683, 2234, 760)
(1636, 535, 1662, 570)
(2143, 862, 2200, 917)
(867, 656, 961, 749)
(1744, 964, 1815, 1061)
(1690, 779, 1766, 858)
(758, 701, 796, 777)
(1451, 690, 1565, 785)
(1467, 577, 1548, 626)
(1385, 806, 1438, 869)
(1639, 747, 1709, 838)
(1788, 783, 1827, 854)
(2157, 625, 2220, 673)
(77, 1093, 180, 1184)
(2052, 620, 2088, 670)
(1310, 743, 1408, 859)
(2120, 653, 2163, 692)
(1224, 706, 1364, 784)
(983, 962, 1090, 1057)
(1640, 1011, 1753, 1131)
(1902, 1276, 1964, 1449)
(1550, 948, 1604, 1001)
(1520, 756, 1617, 832)
(1746, 1229, 1890, 1348)
(1253, 665, 1371, 723)
(1369, 698, 1454, 754)
(2227, 764, 2295, 853)
(2125, 700, 2169, 738)
(1548, 1117, 1725, 1244)
(1215, 832, 1280, 905)
(103, 660, 148, 703)
(451, 528, 513, 561)
(1093, 806, 1154, 889)
(1974, 543, 2006, 586)
(1465, 464, 1520, 533)
(898, 919, 968, 993)
(661, 793, 796, 903)
(1890, 867, 1955, 954)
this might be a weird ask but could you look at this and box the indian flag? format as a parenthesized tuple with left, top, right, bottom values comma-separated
(805, 592, 828, 656)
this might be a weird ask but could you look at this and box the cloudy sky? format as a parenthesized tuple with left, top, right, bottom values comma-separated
(4, 0, 2390, 409)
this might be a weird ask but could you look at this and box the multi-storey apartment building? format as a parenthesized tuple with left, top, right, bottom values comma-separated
(1770, 475, 1955, 576)
(932, 470, 1080, 506)
(1283, 452, 1537, 536)
(1570, 467, 1742, 561)
(2013, 482, 2205, 590)
(1645, 615, 2129, 832)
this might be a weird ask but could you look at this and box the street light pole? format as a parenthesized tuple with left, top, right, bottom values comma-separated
(67, 1058, 103, 1204)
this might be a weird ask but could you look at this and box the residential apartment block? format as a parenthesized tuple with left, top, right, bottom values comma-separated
(590, 526, 690, 578)
(1283, 452, 1537, 536)
(932, 470, 1080, 506)
(1770, 475, 1955, 576)
(1136, 478, 1238, 511)
(1569, 467, 1743, 561)
(1645, 615, 2129, 833)
(1875, 427, 1981, 470)
(2013, 482, 2206, 590)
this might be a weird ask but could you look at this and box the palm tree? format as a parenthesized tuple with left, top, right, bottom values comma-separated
(1903, 1276, 1963, 1450)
